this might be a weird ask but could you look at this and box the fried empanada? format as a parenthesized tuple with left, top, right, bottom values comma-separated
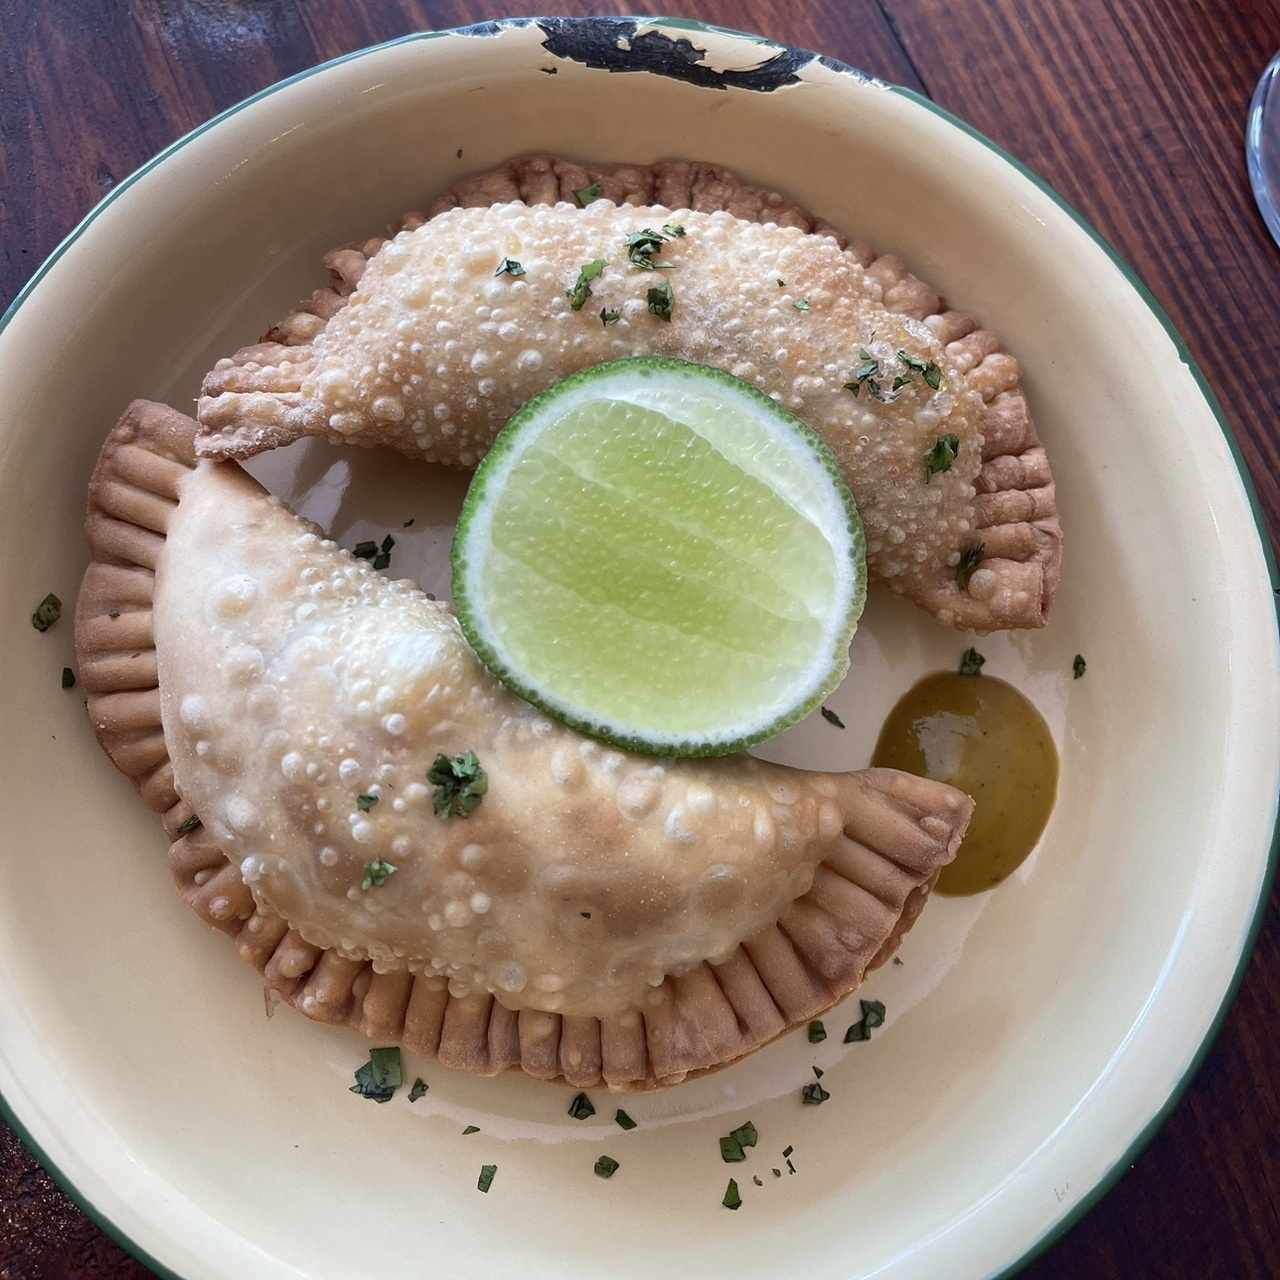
(78, 401, 972, 1086)
(198, 158, 1061, 633)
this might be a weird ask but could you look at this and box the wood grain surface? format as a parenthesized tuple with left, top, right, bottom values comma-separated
(2, 2, 1277, 1277)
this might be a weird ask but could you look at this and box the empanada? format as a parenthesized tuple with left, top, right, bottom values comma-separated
(78, 401, 972, 1087)
(198, 157, 1061, 633)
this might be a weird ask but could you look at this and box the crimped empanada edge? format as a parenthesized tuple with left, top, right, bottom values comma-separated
(77, 399, 969, 1091)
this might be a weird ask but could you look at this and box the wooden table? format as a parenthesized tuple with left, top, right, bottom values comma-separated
(3, 2, 1277, 1276)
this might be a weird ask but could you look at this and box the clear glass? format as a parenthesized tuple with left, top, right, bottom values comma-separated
(1246, 51, 1280, 247)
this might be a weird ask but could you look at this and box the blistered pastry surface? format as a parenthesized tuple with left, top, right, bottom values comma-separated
(154, 461, 875, 1017)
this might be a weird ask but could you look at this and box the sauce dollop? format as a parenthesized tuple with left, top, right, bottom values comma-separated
(871, 673, 1058, 895)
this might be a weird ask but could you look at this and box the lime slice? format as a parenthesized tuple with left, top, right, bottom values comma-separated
(452, 357, 865, 757)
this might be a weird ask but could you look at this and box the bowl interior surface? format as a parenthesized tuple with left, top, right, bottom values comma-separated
(1, 22, 1276, 1280)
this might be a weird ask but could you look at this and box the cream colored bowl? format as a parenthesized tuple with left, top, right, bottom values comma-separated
(2, 18, 1277, 1280)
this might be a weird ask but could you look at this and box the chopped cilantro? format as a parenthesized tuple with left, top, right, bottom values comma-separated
(753, 1175, 763, 1187)
(800, 1080, 830, 1105)
(349, 1047, 402, 1103)
(808, 1020, 827, 1043)
(646, 280, 674, 321)
(820, 706, 846, 729)
(624, 228, 672, 269)
(600, 307, 621, 327)
(661, 223, 686, 238)
(463, 1125, 480, 1135)
(793, 298, 811, 312)
(898, 349, 943, 390)
(574, 181, 602, 207)
(843, 352, 881, 398)
(371, 529, 394, 570)
(356, 793, 378, 813)
(567, 258, 606, 310)
(1073, 654, 1087, 679)
(615, 1109, 637, 1131)
(722, 1177, 742, 1210)
(60, 667, 75, 689)
(494, 257, 526, 277)
(845, 998, 886, 1043)
(403, 517, 415, 527)
(477, 1164, 497, 1193)
(176, 815, 200, 835)
(352, 540, 378, 560)
(782, 1145, 794, 1158)
(360, 859, 397, 891)
(594, 1155, 620, 1179)
(926, 434, 961, 480)
(812, 1065, 824, 1079)
(31, 593, 61, 632)
(408, 1077, 429, 1102)
(428, 751, 488, 818)
(568, 1092, 595, 1120)
(731, 1121, 758, 1149)
(720, 1135, 746, 1163)
(959, 647, 986, 677)
(956, 542, 985, 589)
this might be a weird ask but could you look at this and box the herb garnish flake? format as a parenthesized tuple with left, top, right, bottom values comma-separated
(646, 280, 674, 321)
(32, 593, 62, 632)
(925, 434, 961, 480)
(959, 647, 986, 677)
(350, 1047, 402, 1103)
(568, 1092, 596, 1120)
(567, 258, 606, 310)
(428, 751, 488, 818)
(361, 859, 397, 891)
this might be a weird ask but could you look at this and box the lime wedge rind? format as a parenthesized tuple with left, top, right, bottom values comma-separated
(452, 357, 866, 758)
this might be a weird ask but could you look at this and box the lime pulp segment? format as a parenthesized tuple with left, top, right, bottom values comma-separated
(453, 359, 866, 756)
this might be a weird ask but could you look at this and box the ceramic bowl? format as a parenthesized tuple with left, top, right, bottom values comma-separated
(2, 17, 1276, 1280)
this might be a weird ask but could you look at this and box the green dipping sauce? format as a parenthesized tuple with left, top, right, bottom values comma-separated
(871, 672, 1058, 896)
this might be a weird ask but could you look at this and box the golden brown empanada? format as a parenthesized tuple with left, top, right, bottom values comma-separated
(198, 157, 1061, 633)
(78, 401, 973, 1087)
